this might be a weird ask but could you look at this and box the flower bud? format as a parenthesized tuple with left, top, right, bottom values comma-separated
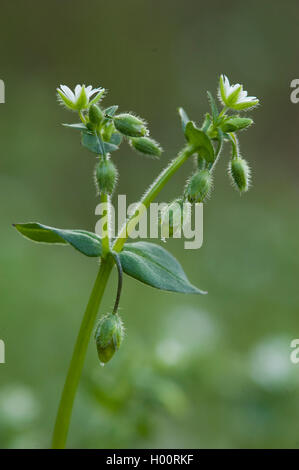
(114, 113, 147, 137)
(89, 104, 104, 127)
(102, 121, 115, 142)
(130, 136, 162, 157)
(96, 159, 118, 194)
(86, 122, 96, 132)
(221, 117, 253, 133)
(160, 199, 191, 239)
(228, 157, 251, 192)
(186, 169, 213, 203)
(95, 313, 124, 364)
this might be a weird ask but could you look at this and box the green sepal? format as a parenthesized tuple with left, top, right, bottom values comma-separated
(13, 223, 102, 257)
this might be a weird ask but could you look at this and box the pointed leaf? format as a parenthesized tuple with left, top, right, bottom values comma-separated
(207, 91, 219, 123)
(185, 121, 215, 163)
(104, 105, 118, 117)
(81, 131, 119, 154)
(13, 223, 102, 257)
(201, 113, 212, 132)
(178, 107, 190, 132)
(63, 123, 88, 130)
(119, 241, 206, 294)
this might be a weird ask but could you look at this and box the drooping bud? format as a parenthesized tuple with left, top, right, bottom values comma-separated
(130, 136, 162, 157)
(221, 116, 253, 133)
(228, 157, 251, 192)
(89, 104, 104, 127)
(95, 158, 118, 194)
(160, 198, 191, 239)
(114, 113, 147, 137)
(185, 169, 213, 203)
(95, 313, 124, 364)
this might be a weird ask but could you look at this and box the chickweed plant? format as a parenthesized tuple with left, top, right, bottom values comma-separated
(14, 75, 259, 448)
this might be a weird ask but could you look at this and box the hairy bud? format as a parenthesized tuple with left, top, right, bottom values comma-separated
(95, 313, 124, 364)
(228, 157, 251, 192)
(96, 159, 118, 194)
(186, 169, 213, 203)
(89, 104, 104, 127)
(160, 198, 191, 239)
(114, 113, 147, 137)
(130, 136, 162, 157)
(221, 116, 253, 133)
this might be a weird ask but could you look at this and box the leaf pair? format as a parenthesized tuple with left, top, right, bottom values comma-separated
(81, 131, 122, 155)
(63, 105, 122, 156)
(14, 223, 206, 295)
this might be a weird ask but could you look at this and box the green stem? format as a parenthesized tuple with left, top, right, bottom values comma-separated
(101, 192, 110, 256)
(51, 257, 113, 449)
(218, 106, 228, 119)
(111, 252, 123, 315)
(79, 111, 86, 124)
(113, 144, 194, 252)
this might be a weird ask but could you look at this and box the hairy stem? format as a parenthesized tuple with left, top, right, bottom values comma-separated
(51, 257, 113, 449)
(101, 192, 110, 256)
(113, 144, 194, 252)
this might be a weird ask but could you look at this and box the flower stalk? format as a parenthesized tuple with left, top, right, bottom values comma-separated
(51, 256, 113, 449)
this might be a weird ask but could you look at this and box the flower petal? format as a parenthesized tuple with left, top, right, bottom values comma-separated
(60, 85, 75, 101)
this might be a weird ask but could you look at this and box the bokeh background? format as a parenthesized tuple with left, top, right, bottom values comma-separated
(1, 0, 299, 449)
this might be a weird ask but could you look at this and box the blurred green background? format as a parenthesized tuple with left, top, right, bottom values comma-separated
(1, 0, 299, 449)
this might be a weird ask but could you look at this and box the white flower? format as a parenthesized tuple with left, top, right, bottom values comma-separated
(218, 75, 259, 110)
(57, 84, 105, 111)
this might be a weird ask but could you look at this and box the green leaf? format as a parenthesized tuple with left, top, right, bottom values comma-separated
(62, 123, 87, 130)
(207, 91, 219, 123)
(109, 132, 123, 146)
(185, 121, 215, 163)
(103, 141, 119, 153)
(119, 241, 206, 294)
(215, 128, 224, 157)
(201, 113, 212, 132)
(81, 131, 119, 155)
(13, 223, 102, 257)
(81, 131, 101, 154)
(104, 105, 118, 117)
(178, 107, 190, 132)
